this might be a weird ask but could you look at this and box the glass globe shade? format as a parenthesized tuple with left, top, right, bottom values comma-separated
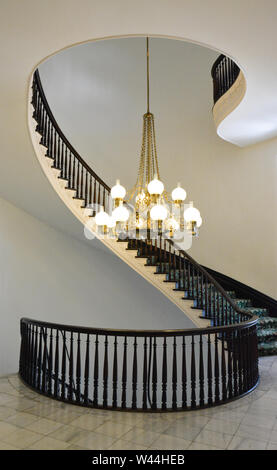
(147, 178, 164, 195)
(184, 206, 201, 223)
(150, 204, 167, 221)
(111, 180, 126, 199)
(95, 210, 110, 226)
(112, 205, 129, 222)
(107, 216, 116, 228)
(171, 184, 186, 202)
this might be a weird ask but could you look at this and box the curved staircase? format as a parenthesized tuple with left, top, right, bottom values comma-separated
(18, 65, 277, 410)
(29, 69, 276, 357)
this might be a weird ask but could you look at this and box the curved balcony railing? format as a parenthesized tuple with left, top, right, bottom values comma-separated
(211, 54, 240, 104)
(23, 68, 259, 411)
(20, 315, 258, 411)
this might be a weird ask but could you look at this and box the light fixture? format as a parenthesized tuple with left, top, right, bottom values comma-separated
(184, 202, 201, 236)
(111, 179, 126, 207)
(95, 37, 202, 239)
(112, 203, 129, 223)
(172, 183, 187, 204)
(95, 207, 110, 234)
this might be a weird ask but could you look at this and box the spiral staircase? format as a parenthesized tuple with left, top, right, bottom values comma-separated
(19, 57, 277, 412)
(30, 67, 277, 357)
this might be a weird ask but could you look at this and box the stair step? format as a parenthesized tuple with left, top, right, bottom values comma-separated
(244, 307, 268, 317)
(258, 340, 277, 356)
(257, 328, 277, 341)
(258, 316, 277, 328)
(235, 299, 252, 308)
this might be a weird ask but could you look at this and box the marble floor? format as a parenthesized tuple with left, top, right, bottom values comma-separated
(0, 356, 276, 450)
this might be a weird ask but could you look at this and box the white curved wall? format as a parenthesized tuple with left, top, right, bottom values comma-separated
(0, 196, 195, 376)
(39, 38, 277, 299)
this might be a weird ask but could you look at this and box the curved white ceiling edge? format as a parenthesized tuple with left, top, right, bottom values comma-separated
(19, 1, 277, 148)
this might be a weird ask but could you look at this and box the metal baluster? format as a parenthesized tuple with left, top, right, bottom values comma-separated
(112, 336, 118, 408)
(76, 162, 80, 198)
(89, 175, 93, 207)
(207, 333, 213, 405)
(152, 337, 157, 409)
(68, 332, 74, 401)
(214, 333, 220, 403)
(162, 337, 167, 410)
(191, 335, 196, 408)
(199, 334, 204, 406)
(61, 331, 66, 400)
(64, 147, 68, 181)
(143, 337, 148, 409)
(205, 276, 208, 318)
(37, 327, 43, 390)
(93, 178, 97, 216)
(121, 337, 127, 409)
(103, 335, 108, 408)
(84, 334, 90, 405)
(48, 329, 53, 396)
(80, 166, 84, 201)
(221, 334, 227, 401)
(54, 329, 59, 398)
(68, 152, 72, 189)
(29, 325, 34, 385)
(32, 326, 38, 388)
(42, 328, 48, 393)
(76, 333, 81, 402)
(132, 337, 138, 409)
(228, 331, 234, 399)
(93, 334, 99, 407)
(182, 336, 187, 409)
(172, 336, 177, 409)
(72, 158, 76, 193)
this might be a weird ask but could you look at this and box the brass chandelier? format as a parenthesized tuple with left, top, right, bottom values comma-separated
(95, 38, 202, 239)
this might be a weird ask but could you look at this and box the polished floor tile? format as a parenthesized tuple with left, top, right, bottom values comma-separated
(108, 439, 148, 450)
(27, 436, 71, 450)
(25, 417, 64, 435)
(194, 428, 233, 449)
(149, 434, 191, 450)
(0, 356, 276, 450)
(72, 430, 116, 450)
(2, 428, 42, 449)
(228, 435, 267, 450)
(94, 421, 134, 438)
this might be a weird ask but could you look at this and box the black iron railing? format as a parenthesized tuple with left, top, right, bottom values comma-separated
(20, 313, 258, 411)
(23, 68, 259, 411)
(32, 70, 110, 214)
(211, 54, 240, 104)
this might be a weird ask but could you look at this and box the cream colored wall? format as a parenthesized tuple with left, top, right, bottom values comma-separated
(188, 134, 277, 299)
(39, 38, 277, 299)
(0, 196, 196, 376)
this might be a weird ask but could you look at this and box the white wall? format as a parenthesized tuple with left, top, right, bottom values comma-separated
(39, 38, 277, 299)
(0, 196, 195, 376)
